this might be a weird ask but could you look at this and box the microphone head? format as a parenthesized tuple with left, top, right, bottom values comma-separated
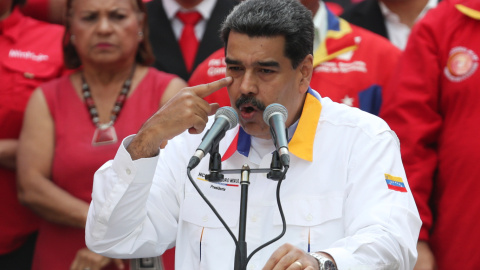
(215, 106, 239, 130)
(263, 103, 288, 126)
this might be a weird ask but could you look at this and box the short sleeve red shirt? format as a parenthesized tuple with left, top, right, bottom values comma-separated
(0, 8, 65, 254)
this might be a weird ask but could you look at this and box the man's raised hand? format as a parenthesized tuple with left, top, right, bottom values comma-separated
(127, 77, 233, 160)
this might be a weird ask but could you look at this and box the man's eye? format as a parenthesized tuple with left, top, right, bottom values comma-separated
(228, 66, 242, 71)
(260, 69, 274, 74)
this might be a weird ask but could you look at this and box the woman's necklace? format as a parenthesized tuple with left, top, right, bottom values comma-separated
(81, 65, 136, 146)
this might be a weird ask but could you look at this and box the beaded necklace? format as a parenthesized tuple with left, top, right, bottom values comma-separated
(81, 64, 136, 146)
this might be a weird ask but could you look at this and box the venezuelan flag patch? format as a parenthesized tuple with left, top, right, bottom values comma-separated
(385, 174, 407, 192)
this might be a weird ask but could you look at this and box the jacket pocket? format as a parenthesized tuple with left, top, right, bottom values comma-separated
(3, 58, 60, 93)
(180, 193, 240, 269)
(182, 192, 239, 228)
(272, 193, 344, 251)
(273, 194, 343, 226)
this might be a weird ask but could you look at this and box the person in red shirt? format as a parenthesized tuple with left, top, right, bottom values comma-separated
(189, 0, 400, 117)
(16, 0, 185, 269)
(0, 0, 65, 269)
(381, 0, 480, 269)
(20, 0, 153, 24)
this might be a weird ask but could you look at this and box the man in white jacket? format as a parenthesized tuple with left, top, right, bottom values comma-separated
(85, 0, 421, 269)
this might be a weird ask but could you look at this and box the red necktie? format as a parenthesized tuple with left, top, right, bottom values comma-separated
(177, 11, 202, 72)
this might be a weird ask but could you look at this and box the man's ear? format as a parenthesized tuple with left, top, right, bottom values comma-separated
(298, 54, 313, 94)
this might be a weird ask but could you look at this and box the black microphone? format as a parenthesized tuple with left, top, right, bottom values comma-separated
(263, 103, 290, 167)
(188, 107, 238, 169)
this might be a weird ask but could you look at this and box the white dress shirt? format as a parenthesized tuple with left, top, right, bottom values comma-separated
(312, 1, 328, 52)
(379, 0, 437, 50)
(86, 90, 421, 270)
(162, 0, 217, 40)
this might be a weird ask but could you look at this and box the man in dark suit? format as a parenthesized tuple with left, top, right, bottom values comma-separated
(341, 0, 439, 50)
(146, 0, 238, 81)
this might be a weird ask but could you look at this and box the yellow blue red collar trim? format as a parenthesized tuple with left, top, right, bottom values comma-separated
(222, 88, 322, 162)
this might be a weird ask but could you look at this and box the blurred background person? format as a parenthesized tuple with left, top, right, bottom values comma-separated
(145, 0, 238, 81)
(380, 0, 480, 269)
(0, 0, 65, 269)
(190, 0, 400, 116)
(16, 0, 185, 269)
(341, 0, 439, 50)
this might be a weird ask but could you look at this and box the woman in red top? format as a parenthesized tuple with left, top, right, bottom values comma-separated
(17, 0, 185, 269)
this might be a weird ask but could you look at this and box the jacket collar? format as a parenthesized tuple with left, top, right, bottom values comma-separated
(0, 8, 23, 41)
(313, 7, 359, 66)
(222, 88, 322, 162)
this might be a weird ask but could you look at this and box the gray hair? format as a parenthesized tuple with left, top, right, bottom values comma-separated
(221, 0, 314, 69)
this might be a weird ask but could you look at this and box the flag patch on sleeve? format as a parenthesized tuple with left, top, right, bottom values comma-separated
(385, 174, 407, 192)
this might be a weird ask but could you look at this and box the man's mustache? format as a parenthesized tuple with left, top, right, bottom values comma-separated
(235, 96, 266, 111)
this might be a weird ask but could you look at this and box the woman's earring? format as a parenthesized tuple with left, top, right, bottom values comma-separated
(70, 34, 76, 43)
(138, 31, 144, 40)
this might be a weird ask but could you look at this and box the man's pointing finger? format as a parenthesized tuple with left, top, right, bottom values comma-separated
(191, 76, 233, 98)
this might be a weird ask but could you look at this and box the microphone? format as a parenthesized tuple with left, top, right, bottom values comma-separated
(263, 103, 290, 167)
(188, 107, 238, 169)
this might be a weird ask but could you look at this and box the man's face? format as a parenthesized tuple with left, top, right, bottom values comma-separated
(225, 31, 311, 140)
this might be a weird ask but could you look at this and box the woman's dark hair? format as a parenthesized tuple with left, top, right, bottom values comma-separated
(62, 0, 155, 69)
(221, 0, 314, 69)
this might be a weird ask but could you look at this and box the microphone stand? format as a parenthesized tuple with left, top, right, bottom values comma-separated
(204, 143, 285, 270)
(187, 138, 288, 270)
(234, 164, 250, 270)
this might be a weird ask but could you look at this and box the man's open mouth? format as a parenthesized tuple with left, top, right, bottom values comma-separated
(239, 104, 260, 119)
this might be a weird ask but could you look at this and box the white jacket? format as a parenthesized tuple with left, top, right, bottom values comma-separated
(86, 89, 421, 270)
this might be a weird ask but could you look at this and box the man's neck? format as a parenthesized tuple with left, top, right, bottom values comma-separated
(380, 0, 429, 28)
(175, 0, 203, 9)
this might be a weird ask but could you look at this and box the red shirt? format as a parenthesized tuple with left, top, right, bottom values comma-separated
(381, 0, 480, 268)
(0, 8, 65, 254)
